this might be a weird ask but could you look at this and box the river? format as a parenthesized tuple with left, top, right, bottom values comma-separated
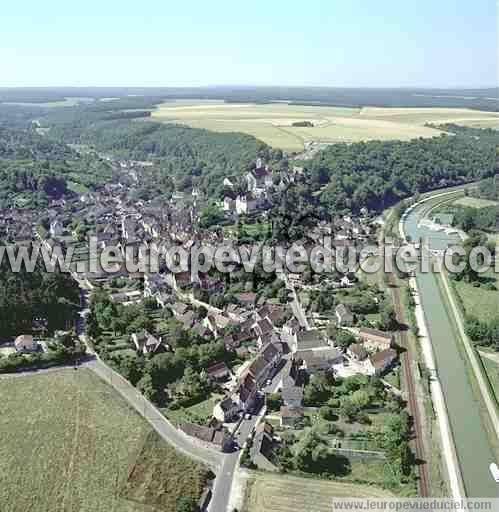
(403, 199, 498, 498)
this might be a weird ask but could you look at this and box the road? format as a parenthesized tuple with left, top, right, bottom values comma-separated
(88, 358, 224, 468)
(76, 286, 293, 511)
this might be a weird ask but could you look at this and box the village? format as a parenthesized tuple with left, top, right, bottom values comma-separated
(0, 151, 404, 481)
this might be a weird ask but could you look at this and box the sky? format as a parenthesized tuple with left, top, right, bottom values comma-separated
(1, 0, 497, 88)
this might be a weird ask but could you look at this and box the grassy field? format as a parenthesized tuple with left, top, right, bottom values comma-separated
(164, 393, 222, 426)
(0, 369, 208, 512)
(453, 196, 499, 209)
(244, 471, 393, 512)
(151, 101, 499, 151)
(452, 269, 499, 322)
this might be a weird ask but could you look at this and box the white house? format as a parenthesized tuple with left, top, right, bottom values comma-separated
(235, 194, 257, 215)
(14, 334, 38, 352)
(49, 219, 64, 237)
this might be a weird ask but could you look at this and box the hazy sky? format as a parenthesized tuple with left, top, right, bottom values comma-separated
(1, 0, 497, 88)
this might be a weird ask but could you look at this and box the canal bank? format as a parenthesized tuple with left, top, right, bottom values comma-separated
(401, 194, 499, 498)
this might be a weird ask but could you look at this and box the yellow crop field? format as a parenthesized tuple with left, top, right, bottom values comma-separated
(244, 472, 393, 512)
(151, 101, 499, 151)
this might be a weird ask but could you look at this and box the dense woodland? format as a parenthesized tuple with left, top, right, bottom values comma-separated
(46, 116, 275, 197)
(0, 126, 117, 208)
(308, 130, 498, 215)
(0, 259, 79, 338)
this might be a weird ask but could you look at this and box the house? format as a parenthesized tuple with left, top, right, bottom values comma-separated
(223, 334, 240, 352)
(179, 310, 196, 330)
(335, 304, 354, 326)
(348, 343, 368, 362)
(238, 373, 258, 412)
(283, 318, 302, 337)
(253, 318, 274, 338)
(235, 292, 257, 309)
(235, 194, 257, 215)
(205, 314, 232, 337)
(359, 327, 394, 351)
(366, 348, 398, 376)
(298, 347, 343, 374)
(49, 219, 64, 237)
(261, 342, 281, 368)
(131, 331, 165, 355)
(233, 328, 255, 346)
(192, 323, 213, 340)
(280, 406, 304, 428)
(14, 334, 38, 353)
(245, 166, 273, 194)
(213, 396, 239, 423)
(250, 430, 277, 471)
(172, 302, 190, 317)
(256, 331, 280, 350)
(206, 361, 231, 382)
(281, 381, 304, 409)
(293, 329, 327, 353)
(179, 422, 232, 452)
(279, 359, 301, 388)
(247, 355, 272, 387)
(256, 303, 288, 327)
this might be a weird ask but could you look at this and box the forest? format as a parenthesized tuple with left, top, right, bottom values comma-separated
(46, 117, 274, 197)
(0, 126, 118, 208)
(0, 258, 79, 338)
(309, 129, 498, 215)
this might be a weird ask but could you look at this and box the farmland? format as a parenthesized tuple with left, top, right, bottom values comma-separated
(243, 471, 393, 512)
(0, 369, 208, 512)
(453, 196, 499, 209)
(452, 268, 499, 323)
(151, 101, 499, 151)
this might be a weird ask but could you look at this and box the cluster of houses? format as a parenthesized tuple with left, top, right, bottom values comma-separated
(0, 208, 37, 244)
(4, 151, 398, 472)
(347, 327, 398, 376)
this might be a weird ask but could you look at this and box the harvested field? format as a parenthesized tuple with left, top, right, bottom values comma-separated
(0, 369, 208, 512)
(151, 101, 499, 151)
(244, 471, 393, 512)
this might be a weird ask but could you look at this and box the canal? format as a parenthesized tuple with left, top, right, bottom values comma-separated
(403, 199, 498, 498)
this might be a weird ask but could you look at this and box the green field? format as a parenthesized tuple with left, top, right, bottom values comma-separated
(164, 393, 222, 426)
(453, 196, 499, 209)
(151, 101, 499, 151)
(0, 369, 208, 512)
(244, 471, 393, 512)
(452, 269, 499, 322)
